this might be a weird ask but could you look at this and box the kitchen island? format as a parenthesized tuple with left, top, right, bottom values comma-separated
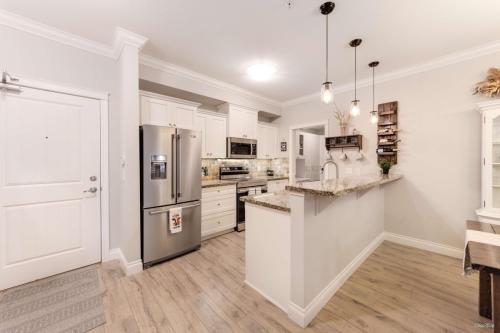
(242, 173, 402, 327)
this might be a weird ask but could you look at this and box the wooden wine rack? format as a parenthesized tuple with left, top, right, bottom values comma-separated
(377, 101, 399, 164)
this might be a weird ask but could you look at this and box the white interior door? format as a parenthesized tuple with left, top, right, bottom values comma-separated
(0, 86, 102, 290)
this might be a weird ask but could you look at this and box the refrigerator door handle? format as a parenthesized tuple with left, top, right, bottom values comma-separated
(171, 133, 176, 199)
(177, 134, 182, 198)
(148, 202, 201, 215)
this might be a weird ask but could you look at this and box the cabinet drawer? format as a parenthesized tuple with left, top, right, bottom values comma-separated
(202, 196, 235, 216)
(202, 211, 236, 237)
(202, 185, 236, 199)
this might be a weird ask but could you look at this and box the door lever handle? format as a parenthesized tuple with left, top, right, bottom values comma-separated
(84, 187, 98, 193)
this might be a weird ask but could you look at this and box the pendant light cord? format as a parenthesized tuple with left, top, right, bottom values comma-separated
(354, 46, 357, 100)
(372, 66, 375, 111)
(325, 15, 329, 82)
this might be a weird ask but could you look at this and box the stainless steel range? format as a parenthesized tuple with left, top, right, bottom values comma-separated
(220, 166, 267, 231)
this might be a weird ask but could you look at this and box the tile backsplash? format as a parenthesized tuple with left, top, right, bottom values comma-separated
(201, 158, 289, 180)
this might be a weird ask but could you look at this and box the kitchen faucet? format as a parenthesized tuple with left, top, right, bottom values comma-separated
(320, 152, 339, 182)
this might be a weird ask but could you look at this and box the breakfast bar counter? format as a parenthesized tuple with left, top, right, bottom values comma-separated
(241, 191, 290, 212)
(286, 173, 402, 197)
(244, 173, 403, 327)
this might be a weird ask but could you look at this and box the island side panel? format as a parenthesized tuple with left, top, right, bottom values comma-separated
(289, 187, 385, 326)
(245, 203, 291, 312)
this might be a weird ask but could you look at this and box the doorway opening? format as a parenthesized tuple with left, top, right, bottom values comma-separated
(288, 121, 328, 185)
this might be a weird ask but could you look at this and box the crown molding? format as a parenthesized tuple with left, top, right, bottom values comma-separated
(283, 39, 500, 108)
(0, 8, 280, 108)
(4, 8, 498, 111)
(139, 55, 282, 108)
(0, 9, 115, 58)
(0, 9, 148, 60)
(114, 27, 148, 59)
(477, 98, 500, 112)
(139, 90, 202, 108)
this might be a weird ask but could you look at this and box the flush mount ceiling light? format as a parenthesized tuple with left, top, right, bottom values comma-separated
(246, 63, 277, 81)
(320, 2, 335, 104)
(349, 38, 362, 117)
(369, 61, 380, 124)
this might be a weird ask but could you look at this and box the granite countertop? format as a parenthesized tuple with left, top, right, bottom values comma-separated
(241, 191, 291, 213)
(285, 173, 403, 197)
(201, 179, 238, 188)
(266, 176, 289, 181)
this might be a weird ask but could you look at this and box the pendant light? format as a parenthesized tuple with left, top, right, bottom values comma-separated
(369, 61, 380, 124)
(349, 39, 362, 116)
(320, 2, 335, 104)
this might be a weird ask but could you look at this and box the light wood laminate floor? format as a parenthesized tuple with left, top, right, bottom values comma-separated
(91, 232, 491, 332)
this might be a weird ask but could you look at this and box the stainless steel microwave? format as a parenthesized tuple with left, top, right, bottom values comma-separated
(227, 137, 257, 159)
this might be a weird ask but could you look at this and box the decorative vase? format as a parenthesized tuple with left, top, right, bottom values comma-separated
(340, 125, 348, 136)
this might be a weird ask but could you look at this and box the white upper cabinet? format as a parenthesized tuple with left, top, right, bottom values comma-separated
(195, 112, 227, 158)
(219, 104, 258, 140)
(140, 91, 200, 129)
(257, 123, 278, 159)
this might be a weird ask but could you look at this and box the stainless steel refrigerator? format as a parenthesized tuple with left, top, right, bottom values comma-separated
(140, 125, 202, 268)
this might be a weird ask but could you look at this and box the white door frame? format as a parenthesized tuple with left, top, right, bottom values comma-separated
(8, 77, 111, 261)
(288, 121, 329, 185)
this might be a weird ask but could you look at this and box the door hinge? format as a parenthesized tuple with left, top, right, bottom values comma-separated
(484, 157, 486, 166)
(484, 200, 486, 208)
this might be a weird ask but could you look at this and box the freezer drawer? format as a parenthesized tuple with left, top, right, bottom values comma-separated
(142, 201, 201, 267)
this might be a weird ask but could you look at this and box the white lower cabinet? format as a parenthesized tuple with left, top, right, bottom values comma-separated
(268, 179, 288, 193)
(202, 212, 236, 237)
(202, 185, 236, 239)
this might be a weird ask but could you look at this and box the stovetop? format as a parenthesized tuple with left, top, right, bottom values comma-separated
(219, 166, 267, 188)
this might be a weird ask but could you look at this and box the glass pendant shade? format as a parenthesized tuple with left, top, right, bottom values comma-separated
(350, 100, 361, 117)
(321, 81, 334, 104)
(369, 110, 379, 124)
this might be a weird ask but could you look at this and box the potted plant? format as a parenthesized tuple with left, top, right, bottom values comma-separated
(379, 160, 392, 176)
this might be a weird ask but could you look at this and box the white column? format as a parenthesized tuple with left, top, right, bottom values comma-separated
(288, 191, 307, 326)
(115, 28, 148, 270)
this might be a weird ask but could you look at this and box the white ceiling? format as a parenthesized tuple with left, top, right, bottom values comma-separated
(1, 0, 500, 102)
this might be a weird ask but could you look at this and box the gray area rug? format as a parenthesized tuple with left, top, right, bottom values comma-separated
(0, 265, 106, 333)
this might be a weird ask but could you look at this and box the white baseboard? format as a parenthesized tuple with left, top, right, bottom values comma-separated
(384, 232, 463, 259)
(288, 232, 385, 328)
(244, 280, 289, 314)
(108, 248, 143, 276)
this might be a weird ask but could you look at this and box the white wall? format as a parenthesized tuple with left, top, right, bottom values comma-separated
(279, 51, 500, 248)
(0, 26, 123, 252)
